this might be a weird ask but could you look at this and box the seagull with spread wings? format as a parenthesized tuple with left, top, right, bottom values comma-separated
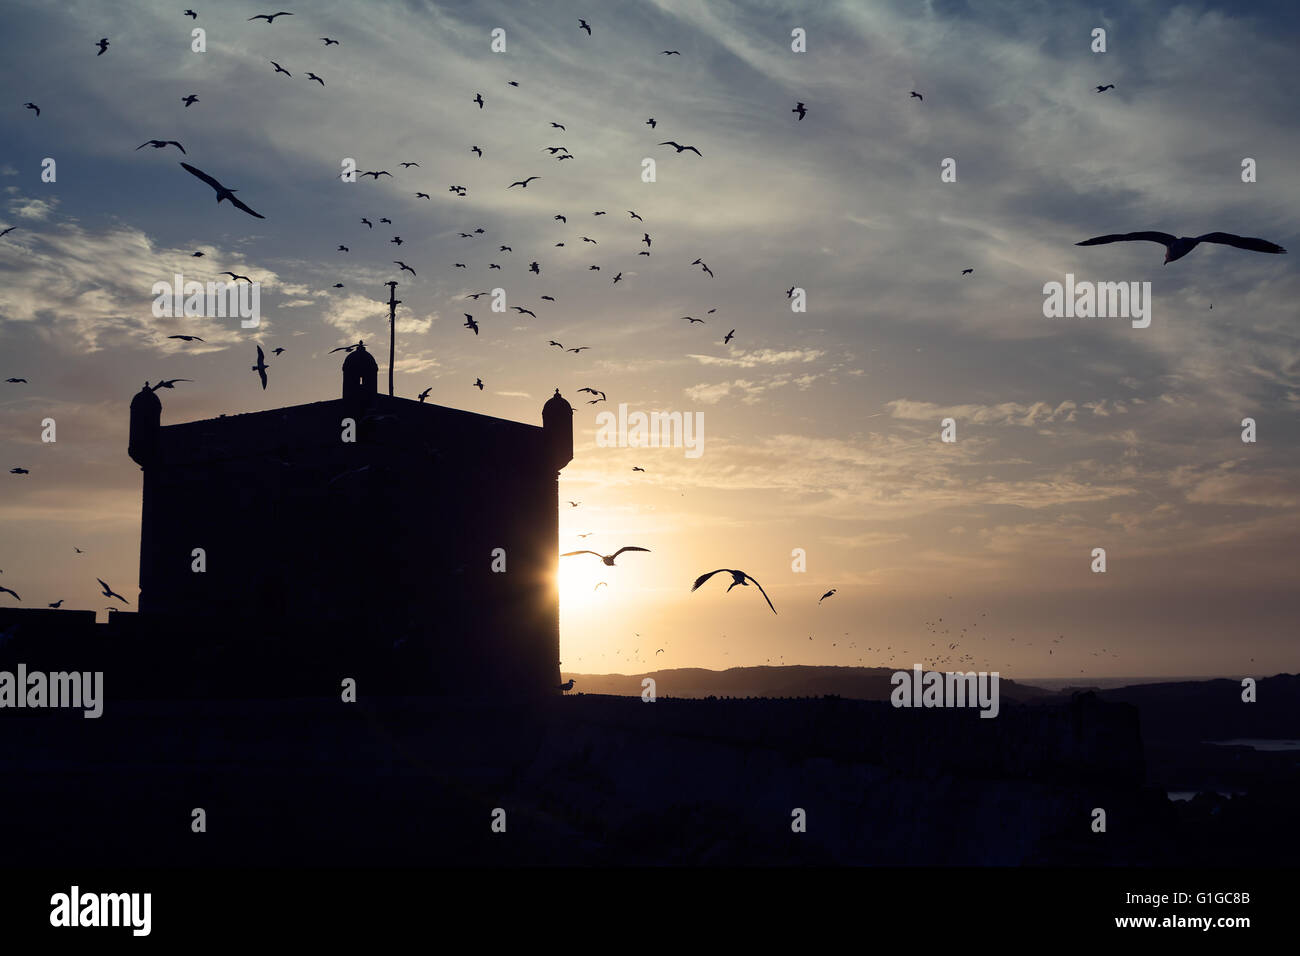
(692, 569, 777, 614)
(180, 162, 265, 218)
(561, 547, 651, 567)
(1075, 230, 1286, 264)
(252, 345, 270, 389)
(137, 139, 186, 153)
(659, 141, 702, 155)
(98, 578, 129, 604)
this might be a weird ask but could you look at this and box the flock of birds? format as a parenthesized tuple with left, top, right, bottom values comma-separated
(3, 10, 1288, 677)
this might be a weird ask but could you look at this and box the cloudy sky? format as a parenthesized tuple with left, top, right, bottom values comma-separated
(2, 0, 1297, 679)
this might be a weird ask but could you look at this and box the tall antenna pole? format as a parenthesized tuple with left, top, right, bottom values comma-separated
(384, 280, 399, 397)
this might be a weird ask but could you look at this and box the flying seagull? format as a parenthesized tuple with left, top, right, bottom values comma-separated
(24, 103, 40, 116)
(464, 315, 479, 334)
(1095, 84, 1115, 92)
(180, 162, 265, 218)
(9, 468, 28, 475)
(418, 387, 431, 402)
(474, 378, 484, 390)
(661, 50, 680, 55)
(181, 94, 199, 107)
(306, 72, 324, 85)
(394, 261, 416, 275)
(692, 569, 777, 615)
(819, 589, 837, 604)
(150, 378, 192, 390)
(961, 268, 974, 275)
(723, 329, 735, 344)
(270, 61, 291, 76)
(321, 37, 339, 45)
(561, 547, 650, 566)
(137, 139, 186, 153)
(1075, 231, 1286, 264)
(578, 18, 591, 35)
(473, 93, 484, 108)
(252, 345, 270, 389)
(97, 578, 129, 604)
(220, 271, 252, 283)
(185, 9, 197, 18)
(96, 38, 110, 55)
(0, 585, 19, 600)
(792, 101, 807, 120)
(659, 141, 702, 155)
(248, 12, 293, 23)
(909, 90, 923, 101)
(5, 377, 28, 382)
(509, 176, 540, 188)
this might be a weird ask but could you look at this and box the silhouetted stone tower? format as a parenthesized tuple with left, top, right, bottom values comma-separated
(128, 383, 163, 614)
(125, 356, 575, 697)
(341, 340, 378, 409)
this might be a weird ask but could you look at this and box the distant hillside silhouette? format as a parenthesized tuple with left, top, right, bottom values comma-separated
(561, 664, 1055, 702)
(1095, 674, 1300, 741)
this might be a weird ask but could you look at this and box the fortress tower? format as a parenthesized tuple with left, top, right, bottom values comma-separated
(127, 354, 573, 697)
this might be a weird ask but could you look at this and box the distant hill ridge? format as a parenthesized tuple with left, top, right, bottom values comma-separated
(560, 664, 1055, 702)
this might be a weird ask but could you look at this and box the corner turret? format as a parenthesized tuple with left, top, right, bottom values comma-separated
(128, 383, 162, 467)
(542, 388, 573, 471)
